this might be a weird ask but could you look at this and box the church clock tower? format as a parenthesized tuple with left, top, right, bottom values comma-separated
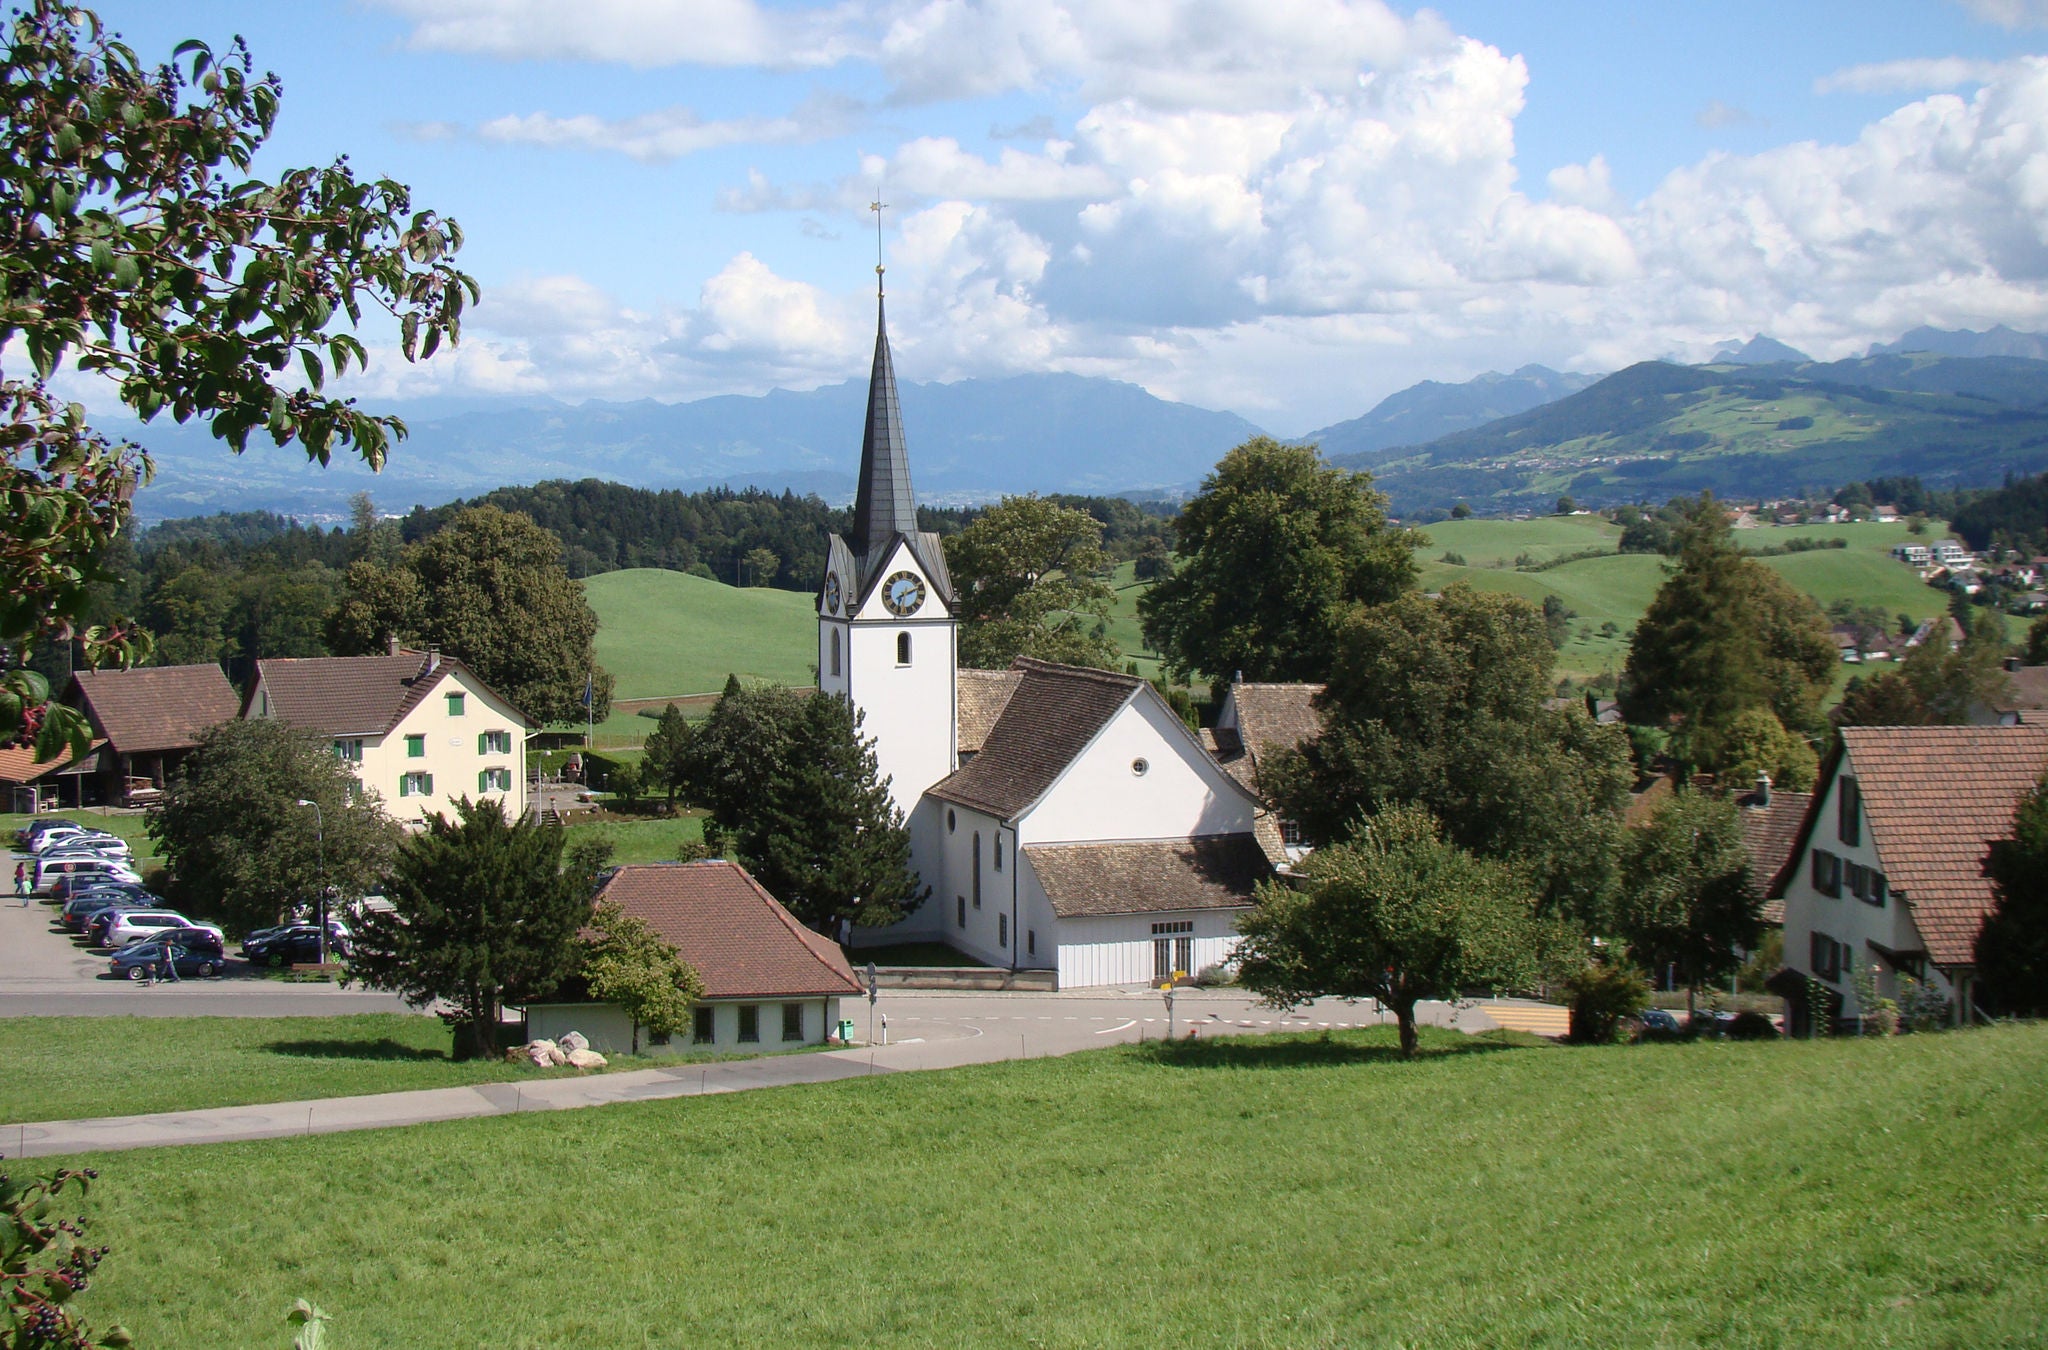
(819, 249, 958, 818)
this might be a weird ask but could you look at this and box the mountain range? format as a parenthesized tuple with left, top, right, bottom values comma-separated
(122, 326, 2048, 521)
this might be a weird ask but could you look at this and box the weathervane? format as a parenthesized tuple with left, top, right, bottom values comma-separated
(870, 191, 887, 297)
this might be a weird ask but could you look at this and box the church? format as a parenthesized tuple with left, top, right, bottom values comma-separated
(817, 277, 1274, 988)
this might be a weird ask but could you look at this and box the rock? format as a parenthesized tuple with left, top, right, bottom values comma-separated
(564, 1048, 607, 1069)
(559, 1031, 590, 1053)
(520, 1038, 565, 1068)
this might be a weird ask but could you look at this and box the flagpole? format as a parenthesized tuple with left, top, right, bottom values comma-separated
(584, 670, 593, 752)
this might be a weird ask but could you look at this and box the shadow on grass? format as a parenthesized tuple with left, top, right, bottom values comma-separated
(1134, 1026, 1541, 1072)
(262, 1038, 450, 1064)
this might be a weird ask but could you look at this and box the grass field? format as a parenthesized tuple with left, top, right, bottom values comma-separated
(46, 1022, 2048, 1347)
(2, 810, 159, 868)
(0, 1015, 626, 1122)
(585, 568, 817, 700)
(561, 811, 708, 865)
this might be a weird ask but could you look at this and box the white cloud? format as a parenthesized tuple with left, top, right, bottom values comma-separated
(1815, 56, 2009, 94)
(370, 0, 862, 69)
(1695, 99, 1757, 128)
(1953, 0, 2048, 27)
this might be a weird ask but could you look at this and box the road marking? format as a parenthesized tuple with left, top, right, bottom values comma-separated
(1096, 1019, 1137, 1035)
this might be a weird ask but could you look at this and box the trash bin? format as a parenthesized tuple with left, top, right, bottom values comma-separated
(836, 1019, 857, 1043)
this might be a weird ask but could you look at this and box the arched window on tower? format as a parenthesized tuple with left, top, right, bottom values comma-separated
(830, 628, 841, 678)
(897, 632, 912, 665)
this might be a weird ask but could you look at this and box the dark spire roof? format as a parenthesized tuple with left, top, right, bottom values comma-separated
(850, 294, 916, 557)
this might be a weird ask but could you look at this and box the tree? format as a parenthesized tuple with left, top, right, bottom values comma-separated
(583, 898, 703, 1055)
(148, 717, 400, 933)
(1976, 776, 2048, 1016)
(640, 703, 694, 805)
(1138, 438, 1419, 694)
(1234, 806, 1560, 1057)
(1620, 519, 1835, 767)
(1717, 707, 1818, 792)
(348, 799, 589, 1060)
(1834, 610, 2011, 729)
(1612, 789, 1760, 1012)
(327, 505, 613, 725)
(2, 2, 473, 757)
(1555, 495, 1575, 515)
(741, 546, 778, 587)
(1450, 501, 1472, 520)
(1267, 584, 1634, 922)
(944, 495, 1120, 670)
(680, 676, 807, 828)
(732, 692, 926, 932)
(2028, 616, 2048, 668)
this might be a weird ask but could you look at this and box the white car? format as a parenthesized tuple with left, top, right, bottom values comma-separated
(101, 911, 221, 948)
(35, 856, 142, 891)
(31, 829, 124, 854)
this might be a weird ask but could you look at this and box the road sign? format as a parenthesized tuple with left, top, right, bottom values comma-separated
(865, 961, 878, 1004)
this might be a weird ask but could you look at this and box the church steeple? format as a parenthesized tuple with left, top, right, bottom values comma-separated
(850, 293, 916, 558)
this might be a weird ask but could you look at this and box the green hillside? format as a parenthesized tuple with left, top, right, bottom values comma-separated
(586, 569, 817, 700)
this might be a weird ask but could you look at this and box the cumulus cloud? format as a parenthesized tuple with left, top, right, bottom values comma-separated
(1815, 56, 2009, 93)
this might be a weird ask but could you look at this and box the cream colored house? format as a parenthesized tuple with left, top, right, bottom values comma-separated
(243, 649, 528, 825)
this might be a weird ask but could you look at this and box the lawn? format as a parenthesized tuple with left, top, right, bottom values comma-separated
(0, 1015, 623, 1122)
(585, 568, 817, 700)
(562, 811, 708, 865)
(45, 1022, 2048, 1348)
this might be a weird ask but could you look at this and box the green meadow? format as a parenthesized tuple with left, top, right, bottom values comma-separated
(584, 568, 817, 700)
(48, 1022, 2048, 1348)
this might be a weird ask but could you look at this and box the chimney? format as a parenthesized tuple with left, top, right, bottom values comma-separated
(426, 645, 440, 675)
(2005, 655, 2023, 673)
(1754, 773, 1771, 808)
(1233, 670, 1244, 686)
(386, 633, 400, 658)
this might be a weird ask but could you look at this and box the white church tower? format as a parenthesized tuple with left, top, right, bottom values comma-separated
(818, 253, 958, 819)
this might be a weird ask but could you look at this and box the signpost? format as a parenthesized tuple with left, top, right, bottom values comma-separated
(865, 962, 879, 1046)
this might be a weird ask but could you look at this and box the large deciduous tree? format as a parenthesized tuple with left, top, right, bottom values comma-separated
(1139, 438, 1420, 694)
(944, 494, 1120, 670)
(148, 717, 401, 933)
(1612, 789, 1760, 1011)
(1234, 806, 1561, 1057)
(348, 799, 589, 1060)
(2, 2, 474, 756)
(327, 505, 613, 725)
(582, 898, 703, 1055)
(1268, 584, 1634, 922)
(1620, 508, 1835, 767)
(1976, 775, 2048, 1017)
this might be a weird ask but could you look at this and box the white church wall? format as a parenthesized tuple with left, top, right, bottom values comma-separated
(1015, 860, 1059, 969)
(818, 620, 848, 698)
(1054, 911, 1246, 989)
(1018, 693, 1256, 846)
(920, 802, 1018, 966)
(845, 620, 956, 819)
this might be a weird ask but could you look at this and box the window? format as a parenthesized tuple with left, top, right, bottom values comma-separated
(1027, 929, 1036, 957)
(897, 631, 912, 665)
(478, 768, 512, 793)
(399, 772, 433, 798)
(994, 836, 1003, 871)
(1279, 819, 1305, 846)
(1838, 777, 1862, 846)
(737, 1005, 759, 1043)
(693, 1005, 715, 1044)
(650, 1029, 671, 1047)
(446, 692, 466, 716)
(332, 738, 362, 763)
(405, 733, 425, 758)
(947, 809, 956, 833)
(1810, 931, 1848, 981)
(1151, 922, 1194, 984)
(1810, 848, 1842, 898)
(972, 832, 982, 908)
(1848, 864, 1889, 907)
(830, 628, 841, 678)
(478, 729, 512, 755)
(782, 1003, 804, 1042)
(1131, 757, 1149, 776)
(957, 896, 966, 928)
(998, 914, 1008, 948)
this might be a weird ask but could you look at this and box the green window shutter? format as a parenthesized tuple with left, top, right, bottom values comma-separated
(399, 776, 410, 798)
(477, 732, 487, 755)
(479, 770, 489, 793)
(424, 773, 434, 796)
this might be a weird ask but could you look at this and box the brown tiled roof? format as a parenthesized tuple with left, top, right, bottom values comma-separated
(1985, 666, 2048, 716)
(956, 668, 1023, 755)
(1225, 683, 1325, 793)
(1735, 786, 1812, 924)
(1624, 773, 1675, 827)
(66, 664, 240, 753)
(929, 658, 1142, 818)
(1023, 834, 1273, 918)
(596, 862, 861, 1000)
(248, 651, 524, 736)
(1772, 726, 2048, 968)
(0, 738, 101, 783)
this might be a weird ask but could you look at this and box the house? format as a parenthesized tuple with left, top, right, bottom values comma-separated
(1891, 543, 1932, 567)
(64, 664, 241, 805)
(1733, 775, 1812, 925)
(817, 280, 1274, 987)
(1767, 725, 2048, 1032)
(1972, 665, 2048, 726)
(1872, 505, 1900, 523)
(0, 739, 103, 813)
(1207, 679, 1326, 862)
(1903, 615, 1963, 653)
(1930, 539, 1972, 567)
(524, 861, 862, 1055)
(242, 648, 528, 824)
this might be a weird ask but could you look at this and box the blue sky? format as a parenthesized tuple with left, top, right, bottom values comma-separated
(81, 1, 2048, 433)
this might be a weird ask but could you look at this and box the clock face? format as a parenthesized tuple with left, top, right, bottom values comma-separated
(883, 570, 926, 616)
(822, 573, 841, 614)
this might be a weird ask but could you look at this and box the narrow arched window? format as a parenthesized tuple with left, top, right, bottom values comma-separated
(897, 631, 912, 665)
(830, 628, 841, 677)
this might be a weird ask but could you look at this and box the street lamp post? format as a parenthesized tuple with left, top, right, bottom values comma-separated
(295, 798, 327, 967)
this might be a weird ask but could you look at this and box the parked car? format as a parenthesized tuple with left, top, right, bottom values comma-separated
(29, 827, 127, 855)
(15, 817, 77, 847)
(241, 925, 349, 966)
(96, 910, 221, 949)
(50, 874, 151, 904)
(1636, 1008, 1683, 1038)
(108, 931, 227, 981)
(62, 892, 158, 930)
(34, 855, 141, 893)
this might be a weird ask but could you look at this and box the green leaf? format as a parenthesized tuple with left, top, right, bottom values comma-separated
(300, 348, 324, 391)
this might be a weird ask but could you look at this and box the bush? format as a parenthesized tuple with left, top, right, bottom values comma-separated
(1727, 1010, 1779, 1039)
(1564, 961, 1650, 1044)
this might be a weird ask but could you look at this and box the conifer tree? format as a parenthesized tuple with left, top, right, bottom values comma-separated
(1978, 776, 2048, 1017)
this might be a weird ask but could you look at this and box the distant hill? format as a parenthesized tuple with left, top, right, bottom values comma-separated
(1869, 325, 2048, 361)
(1302, 365, 1600, 460)
(586, 569, 817, 699)
(1712, 334, 1812, 365)
(1333, 352, 2048, 512)
(125, 373, 1265, 521)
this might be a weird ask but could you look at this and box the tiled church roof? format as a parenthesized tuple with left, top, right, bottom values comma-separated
(929, 659, 1142, 818)
(1024, 835, 1273, 918)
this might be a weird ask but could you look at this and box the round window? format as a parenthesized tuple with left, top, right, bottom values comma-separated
(1131, 757, 1150, 776)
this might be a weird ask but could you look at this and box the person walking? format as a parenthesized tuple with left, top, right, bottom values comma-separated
(161, 940, 182, 983)
(14, 861, 30, 906)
